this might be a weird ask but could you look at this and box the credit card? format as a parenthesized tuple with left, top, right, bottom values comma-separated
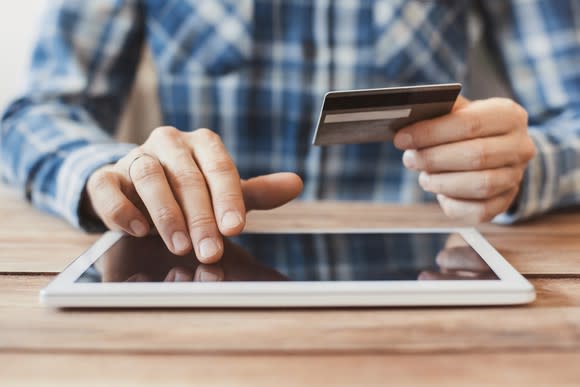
(312, 83, 462, 146)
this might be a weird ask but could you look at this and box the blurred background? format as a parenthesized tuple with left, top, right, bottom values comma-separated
(0, 2, 509, 144)
(0, 0, 160, 144)
(0, 1, 46, 112)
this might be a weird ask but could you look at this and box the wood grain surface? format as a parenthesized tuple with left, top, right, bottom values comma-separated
(2, 352, 579, 386)
(1, 185, 579, 385)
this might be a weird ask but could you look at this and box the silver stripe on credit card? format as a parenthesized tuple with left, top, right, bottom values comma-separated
(323, 108, 412, 124)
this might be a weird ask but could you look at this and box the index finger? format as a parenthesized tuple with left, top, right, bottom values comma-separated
(394, 98, 527, 150)
(188, 129, 246, 236)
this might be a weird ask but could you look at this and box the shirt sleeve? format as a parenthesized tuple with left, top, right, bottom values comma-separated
(0, 0, 144, 230)
(478, 0, 580, 223)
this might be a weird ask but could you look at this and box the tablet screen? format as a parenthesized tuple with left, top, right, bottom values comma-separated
(76, 233, 498, 283)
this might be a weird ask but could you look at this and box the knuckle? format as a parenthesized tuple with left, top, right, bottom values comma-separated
(87, 169, 114, 192)
(194, 128, 220, 143)
(187, 213, 216, 230)
(205, 158, 235, 176)
(503, 168, 519, 191)
(150, 126, 179, 141)
(206, 138, 227, 155)
(173, 151, 193, 166)
(498, 98, 517, 111)
(476, 172, 494, 198)
(521, 138, 537, 162)
(470, 142, 487, 169)
(461, 111, 483, 137)
(490, 97, 510, 110)
(104, 200, 132, 224)
(215, 192, 244, 208)
(130, 157, 163, 183)
(154, 206, 181, 226)
(514, 103, 529, 125)
(497, 98, 527, 128)
(123, 147, 145, 163)
(172, 168, 206, 190)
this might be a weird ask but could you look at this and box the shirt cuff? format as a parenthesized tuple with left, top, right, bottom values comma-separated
(55, 142, 137, 232)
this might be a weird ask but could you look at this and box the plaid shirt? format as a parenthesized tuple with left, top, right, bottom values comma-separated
(2, 0, 580, 230)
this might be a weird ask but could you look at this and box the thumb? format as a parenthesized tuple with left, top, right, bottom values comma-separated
(241, 172, 303, 211)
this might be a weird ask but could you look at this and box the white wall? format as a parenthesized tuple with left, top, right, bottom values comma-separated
(0, 1, 47, 112)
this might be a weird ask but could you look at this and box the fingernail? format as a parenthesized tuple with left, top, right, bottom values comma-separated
(199, 238, 219, 260)
(419, 172, 430, 188)
(172, 231, 190, 252)
(221, 211, 242, 230)
(130, 220, 147, 236)
(403, 150, 417, 169)
(199, 271, 220, 282)
(395, 133, 413, 149)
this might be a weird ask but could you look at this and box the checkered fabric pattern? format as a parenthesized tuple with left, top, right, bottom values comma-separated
(1, 0, 580, 230)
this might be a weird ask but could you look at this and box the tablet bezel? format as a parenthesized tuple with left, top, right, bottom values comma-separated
(40, 228, 535, 307)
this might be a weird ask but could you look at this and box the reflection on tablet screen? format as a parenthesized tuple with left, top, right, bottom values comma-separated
(76, 233, 498, 283)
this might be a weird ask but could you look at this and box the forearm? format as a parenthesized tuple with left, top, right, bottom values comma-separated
(1, 98, 136, 229)
(0, 0, 144, 229)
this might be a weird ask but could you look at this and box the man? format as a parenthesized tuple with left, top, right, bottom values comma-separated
(1, 1, 577, 263)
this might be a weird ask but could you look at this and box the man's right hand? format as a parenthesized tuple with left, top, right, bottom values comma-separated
(84, 126, 303, 263)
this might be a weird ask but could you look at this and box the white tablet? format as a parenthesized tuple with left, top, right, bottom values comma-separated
(40, 228, 535, 308)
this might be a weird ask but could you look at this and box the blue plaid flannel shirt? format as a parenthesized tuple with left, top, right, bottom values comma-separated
(2, 0, 580, 230)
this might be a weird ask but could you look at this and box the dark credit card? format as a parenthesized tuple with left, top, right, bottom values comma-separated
(312, 83, 462, 145)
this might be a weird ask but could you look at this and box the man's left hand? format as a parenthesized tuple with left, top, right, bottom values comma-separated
(394, 96, 536, 223)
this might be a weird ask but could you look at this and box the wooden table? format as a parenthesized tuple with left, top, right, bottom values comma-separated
(1, 185, 579, 386)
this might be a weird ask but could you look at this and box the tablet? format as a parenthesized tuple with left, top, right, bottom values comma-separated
(40, 228, 535, 308)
